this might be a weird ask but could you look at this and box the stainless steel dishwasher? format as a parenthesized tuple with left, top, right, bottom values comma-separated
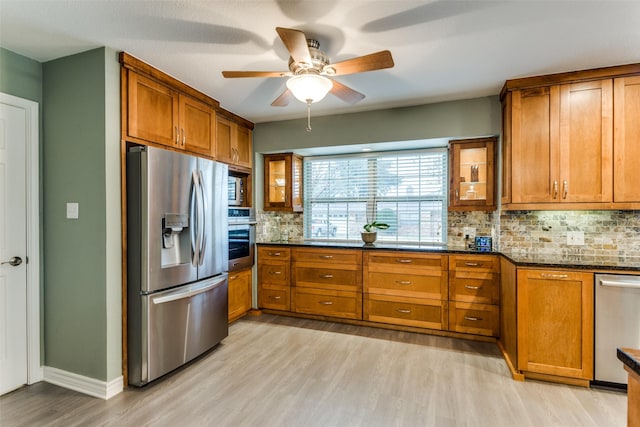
(594, 274, 640, 388)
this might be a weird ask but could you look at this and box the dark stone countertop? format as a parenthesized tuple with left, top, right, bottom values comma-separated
(617, 348, 640, 378)
(256, 240, 640, 271)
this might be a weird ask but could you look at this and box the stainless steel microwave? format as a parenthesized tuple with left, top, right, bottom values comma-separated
(228, 176, 244, 206)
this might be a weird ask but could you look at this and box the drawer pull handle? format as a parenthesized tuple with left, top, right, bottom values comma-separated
(321, 274, 334, 279)
(464, 316, 482, 322)
(319, 255, 334, 259)
(464, 285, 481, 290)
(270, 296, 282, 300)
(397, 259, 413, 263)
(540, 273, 568, 279)
(319, 301, 333, 305)
(396, 309, 412, 314)
(396, 280, 412, 286)
(230, 275, 238, 280)
(464, 262, 480, 267)
(269, 252, 281, 256)
(270, 271, 282, 275)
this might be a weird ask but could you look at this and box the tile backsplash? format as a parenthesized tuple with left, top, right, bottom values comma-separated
(257, 209, 640, 259)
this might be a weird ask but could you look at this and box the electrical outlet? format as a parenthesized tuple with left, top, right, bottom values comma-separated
(567, 231, 584, 246)
(463, 227, 476, 239)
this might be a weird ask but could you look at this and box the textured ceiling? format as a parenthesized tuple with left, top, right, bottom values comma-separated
(1, 1, 639, 123)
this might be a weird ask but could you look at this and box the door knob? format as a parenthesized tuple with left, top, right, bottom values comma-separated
(1, 256, 23, 266)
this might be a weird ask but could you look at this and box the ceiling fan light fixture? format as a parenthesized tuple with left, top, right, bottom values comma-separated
(286, 74, 333, 104)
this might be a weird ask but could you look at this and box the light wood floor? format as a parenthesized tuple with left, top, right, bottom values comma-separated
(1, 314, 626, 426)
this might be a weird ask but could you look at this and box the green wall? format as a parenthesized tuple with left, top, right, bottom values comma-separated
(253, 95, 501, 209)
(253, 96, 501, 153)
(42, 47, 121, 382)
(0, 47, 43, 102)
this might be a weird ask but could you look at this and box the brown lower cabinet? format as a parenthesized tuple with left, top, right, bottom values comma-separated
(516, 268, 594, 384)
(228, 268, 252, 322)
(292, 247, 362, 319)
(257, 246, 291, 311)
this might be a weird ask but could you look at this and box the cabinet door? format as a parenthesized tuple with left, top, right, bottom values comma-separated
(559, 80, 613, 203)
(127, 71, 179, 147)
(449, 137, 497, 211)
(215, 115, 234, 164)
(234, 125, 253, 169)
(517, 269, 594, 380)
(614, 76, 640, 203)
(180, 95, 215, 157)
(228, 269, 251, 322)
(511, 86, 560, 203)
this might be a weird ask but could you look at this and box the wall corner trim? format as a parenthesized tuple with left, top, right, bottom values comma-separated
(43, 366, 123, 400)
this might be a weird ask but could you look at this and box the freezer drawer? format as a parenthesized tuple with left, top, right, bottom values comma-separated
(128, 275, 228, 386)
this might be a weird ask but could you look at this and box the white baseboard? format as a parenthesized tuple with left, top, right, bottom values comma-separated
(43, 366, 123, 400)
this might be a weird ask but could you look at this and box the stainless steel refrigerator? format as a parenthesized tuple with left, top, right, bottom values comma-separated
(126, 145, 229, 386)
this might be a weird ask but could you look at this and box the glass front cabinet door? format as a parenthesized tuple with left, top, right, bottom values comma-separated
(264, 153, 303, 212)
(449, 137, 497, 211)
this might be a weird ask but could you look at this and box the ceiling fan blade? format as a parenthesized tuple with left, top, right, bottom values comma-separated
(327, 50, 394, 76)
(222, 70, 290, 78)
(330, 80, 365, 104)
(276, 27, 313, 66)
(271, 88, 294, 107)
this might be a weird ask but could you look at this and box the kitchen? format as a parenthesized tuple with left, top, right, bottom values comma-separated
(1, 1, 640, 426)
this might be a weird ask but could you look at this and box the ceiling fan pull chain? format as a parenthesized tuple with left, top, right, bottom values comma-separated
(306, 99, 312, 132)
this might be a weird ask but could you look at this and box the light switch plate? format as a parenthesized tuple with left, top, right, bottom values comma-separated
(66, 202, 79, 219)
(567, 231, 584, 246)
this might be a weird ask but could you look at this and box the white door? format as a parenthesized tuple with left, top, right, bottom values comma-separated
(0, 94, 37, 395)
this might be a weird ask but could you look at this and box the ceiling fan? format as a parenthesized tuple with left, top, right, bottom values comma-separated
(222, 27, 394, 129)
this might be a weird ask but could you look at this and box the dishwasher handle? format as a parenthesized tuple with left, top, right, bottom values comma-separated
(599, 277, 640, 289)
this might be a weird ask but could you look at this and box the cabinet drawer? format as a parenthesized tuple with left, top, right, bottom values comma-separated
(293, 248, 361, 265)
(449, 271, 499, 304)
(365, 252, 447, 273)
(449, 255, 499, 272)
(365, 271, 446, 300)
(258, 246, 291, 261)
(258, 262, 290, 286)
(448, 301, 499, 337)
(293, 288, 362, 320)
(364, 294, 446, 330)
(258, 286, 290, 311)
(294, 266, 359, 292)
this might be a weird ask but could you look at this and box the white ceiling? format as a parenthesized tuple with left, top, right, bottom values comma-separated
(1, 1, 639, 124)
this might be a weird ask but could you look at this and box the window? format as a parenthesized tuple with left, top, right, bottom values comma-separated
(303, 149, 448, 244)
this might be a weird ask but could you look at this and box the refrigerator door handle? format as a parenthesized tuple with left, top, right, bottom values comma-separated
(190, 170, 202, 265)
(198, 169, 207, 265)
(152, 275, 227, 305)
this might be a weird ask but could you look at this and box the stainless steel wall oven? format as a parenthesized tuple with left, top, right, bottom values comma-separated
(228, 207, 255, 271)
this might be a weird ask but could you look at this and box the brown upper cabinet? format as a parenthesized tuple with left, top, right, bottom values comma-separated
(121, 53, 219, 158)
(263, 153, 303, 212)
(449, 137, 497, 211)
(216, 114, 253, 170)
(501, 63, 640, 210)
